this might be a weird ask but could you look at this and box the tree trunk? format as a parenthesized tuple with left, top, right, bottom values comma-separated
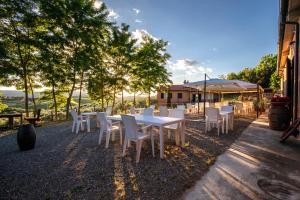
(133, 92, 136, 106)
(148, 91, 151, 107)
(121, 89, 124, 113)
(65, 72, 76, 120)
(112, 87, 116, 115)
(29, 80, 37, 114)
(78, 70, 84, 114)
(23, 66, 29, 117)
(51, 83, 58, 120)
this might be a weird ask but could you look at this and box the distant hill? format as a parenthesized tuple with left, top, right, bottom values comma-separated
(0, 90, 88, 98)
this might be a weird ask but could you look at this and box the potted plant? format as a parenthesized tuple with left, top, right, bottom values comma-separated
(268, 96, 291, 130)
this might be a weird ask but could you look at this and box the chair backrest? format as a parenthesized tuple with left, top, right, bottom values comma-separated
(167, 109, 185, 129)
(130, 106, 136, 114)
(97, 112, 110, 131)
(205, 107, 220, 122)
(143, 108, 153, 116)
(168, 109, 185, 119)
(106, 106, 112, 116)
(186, 103, 192, 109)
(35, 109, 41, 120)
(70, 110, 78, 122)
(177, 105, 185, 110)
(150, 105, 155, 110)
(159, 106, 168, 117)
(221, 105, 233, 112)
(121, 115, 138, 139)
(235, 102, 243, 110)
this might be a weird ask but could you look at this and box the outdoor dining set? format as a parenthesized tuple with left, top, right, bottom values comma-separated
(70, 104, 236, 163)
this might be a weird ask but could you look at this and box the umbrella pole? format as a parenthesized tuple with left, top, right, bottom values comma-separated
(204, 74, 207, 119)
(197, 89, 200, 114)
(256, 84, 259, 118)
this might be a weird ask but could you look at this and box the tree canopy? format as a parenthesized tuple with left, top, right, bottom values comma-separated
(226, 54, 280, 91)
(0, 0, 172, 117)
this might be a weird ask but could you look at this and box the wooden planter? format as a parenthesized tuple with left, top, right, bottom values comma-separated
(268, 102, 291, 131)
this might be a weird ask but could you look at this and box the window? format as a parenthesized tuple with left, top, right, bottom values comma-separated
(161, 93, 164, 99)
(177, 93, 183, 99)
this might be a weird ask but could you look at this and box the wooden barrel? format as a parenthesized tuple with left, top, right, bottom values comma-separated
(268, 103, 291, 131)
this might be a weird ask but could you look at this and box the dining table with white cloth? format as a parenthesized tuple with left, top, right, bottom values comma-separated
(108, 114, 185, 159)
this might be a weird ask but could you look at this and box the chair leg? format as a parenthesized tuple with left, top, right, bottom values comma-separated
(167, 129, 171, 140)
(136, 140, 142, 163)
(217, 124, 220, 136)
(205, 122, 208, 133)
(98, 129, 104, 145)
(151, 133, 155, 157)
(76, 123, 80, 134)
(105, 131, 111, 148)
(72, 122, 75, 132)
(175, 130, 180, 146)
(122, 138, 127, 157)
(119, 127, 123, 145)
(80, 121, 84, 131)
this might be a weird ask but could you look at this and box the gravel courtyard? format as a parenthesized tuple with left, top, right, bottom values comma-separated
(0, 115, 254, 200)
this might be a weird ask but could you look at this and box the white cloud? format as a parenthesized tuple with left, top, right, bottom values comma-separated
(108, 9, 119, 19)
(135, 19, 143, 23)
(94, 0, 103, 9)
(167, 59, 213, 84)
(132, 29, 158, 45)
(133, 8, 140, 14)
(211, 47, 218, 52)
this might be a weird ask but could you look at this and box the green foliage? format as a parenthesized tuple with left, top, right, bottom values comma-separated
(227, 54, 279, 90)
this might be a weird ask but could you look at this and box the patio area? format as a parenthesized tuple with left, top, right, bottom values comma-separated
(0, 114, 254, 199)
(184, 114, 300, 200)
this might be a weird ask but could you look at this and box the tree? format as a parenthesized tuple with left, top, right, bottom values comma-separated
(135, 35, 172, 106)
(227, 54, 279, 89)
(0, 0, 40, 116)
(105, 24, 137, 113)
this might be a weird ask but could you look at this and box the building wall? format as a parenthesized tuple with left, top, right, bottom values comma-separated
(157, 90, 217, 106)
(157, 91, 191, 106)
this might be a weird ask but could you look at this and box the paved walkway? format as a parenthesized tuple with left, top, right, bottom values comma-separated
(183, 114, 300, 200)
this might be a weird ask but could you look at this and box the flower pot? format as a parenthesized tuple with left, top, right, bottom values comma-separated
(17, 124, 36, 151)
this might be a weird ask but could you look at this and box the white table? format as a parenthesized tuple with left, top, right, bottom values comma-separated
(108, 114, 185, 159)
(81, 112, 97, 132)
(220, 111, 234, 134)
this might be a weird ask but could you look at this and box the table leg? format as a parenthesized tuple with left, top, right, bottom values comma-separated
(181, 120, 185, 146)
(226, 115, 229, 134)
(159, 126, 164, 159)
(87, 116, 91, 132)
(8, 117, 13, 129)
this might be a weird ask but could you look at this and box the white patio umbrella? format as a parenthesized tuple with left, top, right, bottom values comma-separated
(184, 77, 263, 118)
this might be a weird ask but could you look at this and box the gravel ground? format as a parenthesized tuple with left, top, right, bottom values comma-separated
(0, 114, 255, 200)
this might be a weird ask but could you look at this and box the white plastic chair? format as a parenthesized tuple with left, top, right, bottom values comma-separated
(106, 106, 112, 116)
(159, 106, 168, 117)
(97, 112, 122, 148)
(205, 107, 224, 136)
(235, 102, 245, 115)
(177, 105, 185, 110)
(221, 105, 234, 130)
(121, 115, 155, 163)
(71, 110, 87, 134)
(143, 108, 154, 116)
(164, 109, 185, 145)
(150, 105, 155, 110)
(130, 106, 136, 114)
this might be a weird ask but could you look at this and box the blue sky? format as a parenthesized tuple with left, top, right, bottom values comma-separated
(102, 0, 279, 84)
